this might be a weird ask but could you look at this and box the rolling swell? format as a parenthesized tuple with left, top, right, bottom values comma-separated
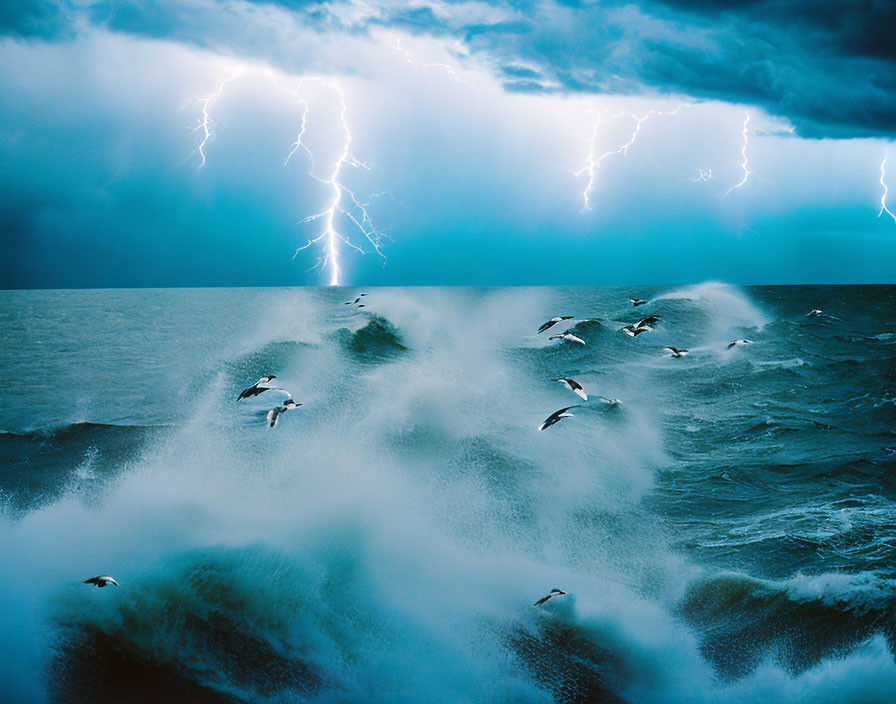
(334, 316, 408, 362)
(1, 285, 895, 703)
(679, 571, 896, 680)
(0, 422, 160, 514)
(51, 545, 327, 704)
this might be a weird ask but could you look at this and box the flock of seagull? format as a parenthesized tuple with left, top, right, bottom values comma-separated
(83, 292, 826, 611)
(535, 297, 693, 434)
(527, 297, 815, 435)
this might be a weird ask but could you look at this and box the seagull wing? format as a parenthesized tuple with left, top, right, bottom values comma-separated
(539, 406, 579, 430)
(538, 320, 556, 334)
(636, 315, 660, 328)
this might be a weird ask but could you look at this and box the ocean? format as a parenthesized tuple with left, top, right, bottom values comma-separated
(0, 283, 894, 703)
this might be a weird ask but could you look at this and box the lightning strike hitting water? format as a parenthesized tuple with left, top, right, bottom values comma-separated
(572, 104, 689, 212)
(721, 112, 752, 200)
(190, 69, 387, 286)
(878, 156, 896, 224)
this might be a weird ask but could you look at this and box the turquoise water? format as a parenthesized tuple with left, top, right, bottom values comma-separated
(0, 283, 894, 702)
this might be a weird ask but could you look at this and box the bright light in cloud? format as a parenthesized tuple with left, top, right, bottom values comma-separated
(190, 66, 387, 285)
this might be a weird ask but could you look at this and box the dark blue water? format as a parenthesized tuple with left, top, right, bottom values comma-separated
(0, 283, 894, 703)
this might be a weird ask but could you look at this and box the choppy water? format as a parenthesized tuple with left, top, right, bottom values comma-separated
(0, 283, 894, 703)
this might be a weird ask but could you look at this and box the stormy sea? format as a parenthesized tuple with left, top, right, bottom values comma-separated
(1, 282, 894, 704)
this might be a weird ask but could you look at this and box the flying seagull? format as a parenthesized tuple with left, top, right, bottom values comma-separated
(534, 589, 567, 606)
(549, 332, 585, 346)
(663, 347, 689, 358)
(806, 309, 822, 317)
(84, 575, 118, 588)
(622, 315, 660, 337)
(554, 377, 587, 401)
(538, 316, 574, 334)
(238, 376, 277, 401)
(597, 397, 621, 406)
(622, 325, 650, 337)
(539, 406, 579, 431)
(267, 399, 301, 428)
(727, 339, 753, 349)
(630, 298, 648, 307)
(344, 294, 368, 305)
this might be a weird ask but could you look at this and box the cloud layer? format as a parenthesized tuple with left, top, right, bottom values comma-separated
(0, 1, 893, 286)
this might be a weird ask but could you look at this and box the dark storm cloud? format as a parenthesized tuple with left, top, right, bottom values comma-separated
(0, 0, 68, 37)
(3, 0, 895, 137)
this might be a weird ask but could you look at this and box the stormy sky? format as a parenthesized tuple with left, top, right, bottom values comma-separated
(1, 0, 894, 286)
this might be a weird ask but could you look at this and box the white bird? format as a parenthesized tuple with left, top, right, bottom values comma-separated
(806, 309, 822, 317)
(538, 316, 574, 334)
(554, 377, 587, 401)
(630, 298, 648, 307)
(84, 575, 118, 588)
(549, 332, 585, 346)
(539, 406, 579, 431)
(267, 399, 301, 428)
(238, 376, 277, 401)
(727, 339, 753, 349)
(534, 588, 567, 606)
(597, 397, 621, 406)
(663, 346, 689, 358)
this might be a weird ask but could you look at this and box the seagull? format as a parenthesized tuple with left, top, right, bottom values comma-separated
(622, 315, 660, 337)
(806, 309, 822, 317)
(727, 339, 753, 349)
(597, 397, 621, 406)
(534, 589, 567, 606)
(267, 399, 301, 428)
(630, 298, 648, 307)
(663, 346, 689, 358)
(539, 406, 579, 431)
(237, 376, 277, 401)
(622, 325, 650, 337)
(538, 316, 574, 334)
(344, 294, 368, 305)
(84, 575, 118, 588)
(549, 332, 585, 346)
(358, 304, 366, 308)
(554, 377, 587, 401)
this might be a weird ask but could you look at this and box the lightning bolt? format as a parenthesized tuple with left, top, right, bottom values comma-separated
(394, 38, 481, 92)
(190, 69, 247, 168)
(572, 104, 689, 212)
(720, 112, 752, 200)
(190, 68, 387, 286)
(878, 156, 896, 224)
